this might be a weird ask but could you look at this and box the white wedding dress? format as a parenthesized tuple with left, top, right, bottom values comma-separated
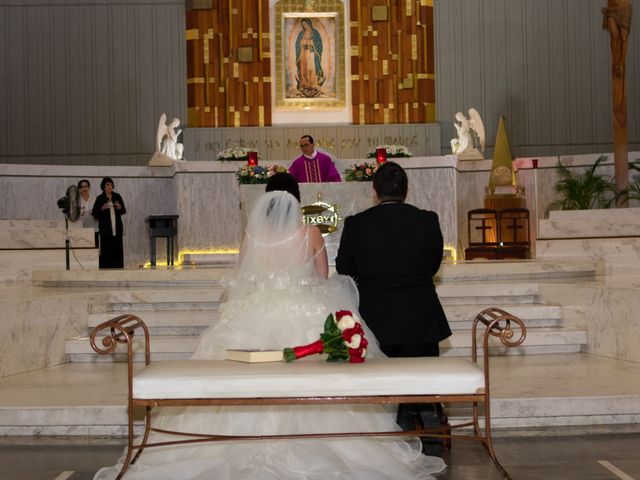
(94, 191, 446, 480)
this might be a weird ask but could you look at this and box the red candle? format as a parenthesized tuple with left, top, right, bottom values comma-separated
(247, 151, 258, 166)
(376, 147, 387, 164)
(532, 158, 539, 169)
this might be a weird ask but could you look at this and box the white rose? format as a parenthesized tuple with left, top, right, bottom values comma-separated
(336, 315, 356, 331)
(346, 334, 361, 349)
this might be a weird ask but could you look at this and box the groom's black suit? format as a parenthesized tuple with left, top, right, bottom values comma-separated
(335, 201, 451, 351)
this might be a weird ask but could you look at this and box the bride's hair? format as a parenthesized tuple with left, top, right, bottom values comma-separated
(265, 172, 301, 202)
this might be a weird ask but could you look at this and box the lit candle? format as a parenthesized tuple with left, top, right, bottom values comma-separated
(247, 151, 258, 166)
(376, 147, 387, 164)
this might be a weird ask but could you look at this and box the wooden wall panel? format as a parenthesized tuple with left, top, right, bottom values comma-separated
(350, 1, 436, 125)
(186, 1, 271, 127)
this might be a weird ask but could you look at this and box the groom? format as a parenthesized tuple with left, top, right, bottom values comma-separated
(335, 162, 451, 452)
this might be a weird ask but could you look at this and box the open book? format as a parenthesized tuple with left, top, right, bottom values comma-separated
(225, 349, 284, 363)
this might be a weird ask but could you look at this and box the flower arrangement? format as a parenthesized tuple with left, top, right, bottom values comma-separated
(217, 146, 259, 162)
(343, 161, 380, 182)
(235, 164, 288, 184)
(366, 144, 413, 159)
(283, 310, 368, 364)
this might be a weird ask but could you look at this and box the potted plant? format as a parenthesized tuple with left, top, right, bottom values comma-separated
(547, 156, 617, 211)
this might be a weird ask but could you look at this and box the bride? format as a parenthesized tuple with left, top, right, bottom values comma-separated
(94, 174, 446, 479)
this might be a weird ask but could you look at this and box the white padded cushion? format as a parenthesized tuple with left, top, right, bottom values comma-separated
(133, 357, 484, 399)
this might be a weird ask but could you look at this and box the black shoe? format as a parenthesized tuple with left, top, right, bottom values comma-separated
(416, 404, 444, 456)
(396, 403, 423, 431)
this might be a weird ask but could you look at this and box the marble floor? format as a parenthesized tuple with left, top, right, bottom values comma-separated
(2, 258, 640, 478)
(2, 432, 640, 480)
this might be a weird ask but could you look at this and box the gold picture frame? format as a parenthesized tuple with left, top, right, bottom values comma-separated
(275, 2, 345, 109)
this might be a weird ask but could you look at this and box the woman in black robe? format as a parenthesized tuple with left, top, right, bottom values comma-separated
(92, 177, 126, 268)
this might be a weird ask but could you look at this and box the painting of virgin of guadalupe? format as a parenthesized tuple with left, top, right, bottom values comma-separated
(296, 18, 325, 96)
(284, 14, 336, 100)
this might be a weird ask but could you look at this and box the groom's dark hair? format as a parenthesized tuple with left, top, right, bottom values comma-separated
(265, 172, 301, 202)
(373, 162, 408, 202)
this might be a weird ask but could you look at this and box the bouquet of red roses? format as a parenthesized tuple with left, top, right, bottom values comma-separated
(283, 310, 368, 364)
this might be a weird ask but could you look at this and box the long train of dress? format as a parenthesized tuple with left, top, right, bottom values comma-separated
(94, 192, 446, 479)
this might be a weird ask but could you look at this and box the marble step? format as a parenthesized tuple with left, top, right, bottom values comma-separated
(65, 327, 586, 363)
(0, 249, 99, 284)
(0, 226, 96, 249)
(181, 253, 239, 266)
(183, 252, 462, 268)
(31, 260, 598, 289)
(441, 327, 585, 356)
(437, 283, 539, 305)
(85, 303, 561, 335)
(436, 260, 597, 282)
(547, 207, 640, 223)
(541, 207, 640, 239)
(536, 237, 640, 275)
(4, 353, 636, 435)
(87, 288, 225, 313)
(88, 310, 221, 336)
(444, 304, 561, 329)
(0, 219, 78, 229)
(539, 218, 640, 239)
(104, 282, 541, 304)
(182, 254, 598, 282)
(33, 268, 228, 288)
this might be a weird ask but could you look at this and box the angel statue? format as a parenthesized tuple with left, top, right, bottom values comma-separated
(450, 108, 485, 160)
(156, 114, 185, 161)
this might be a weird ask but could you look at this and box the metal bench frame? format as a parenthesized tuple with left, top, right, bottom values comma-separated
(90, 307, 526, 479)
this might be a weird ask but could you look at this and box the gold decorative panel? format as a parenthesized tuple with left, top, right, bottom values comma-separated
(186, 1, 272, 127)
(237, 46, 253, 62)
(371, 6, 388, 21)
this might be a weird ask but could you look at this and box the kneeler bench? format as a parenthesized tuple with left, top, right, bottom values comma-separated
(90, 307, 526, 480)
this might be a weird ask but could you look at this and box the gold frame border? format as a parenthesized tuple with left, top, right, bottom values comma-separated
(275, 1, 345, 109)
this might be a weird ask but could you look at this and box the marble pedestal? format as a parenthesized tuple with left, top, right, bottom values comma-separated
(537, 207, 640, 274)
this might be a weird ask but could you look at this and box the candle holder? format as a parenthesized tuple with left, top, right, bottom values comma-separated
(247, 151, 258, 166)
(376, 147, 387, 164)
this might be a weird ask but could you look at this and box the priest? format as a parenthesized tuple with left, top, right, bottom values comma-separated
(289, 135, 342, 183)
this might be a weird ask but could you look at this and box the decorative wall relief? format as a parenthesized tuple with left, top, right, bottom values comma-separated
(186, 1, 272, 127)
(349, 0, 436, 125)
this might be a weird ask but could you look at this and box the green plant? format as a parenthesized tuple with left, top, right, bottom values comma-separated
(618, 161, 640, 203)
(547, 156, 617, 211)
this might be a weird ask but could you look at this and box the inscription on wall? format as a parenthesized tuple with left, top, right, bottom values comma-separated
(185, 124, 441, 161)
